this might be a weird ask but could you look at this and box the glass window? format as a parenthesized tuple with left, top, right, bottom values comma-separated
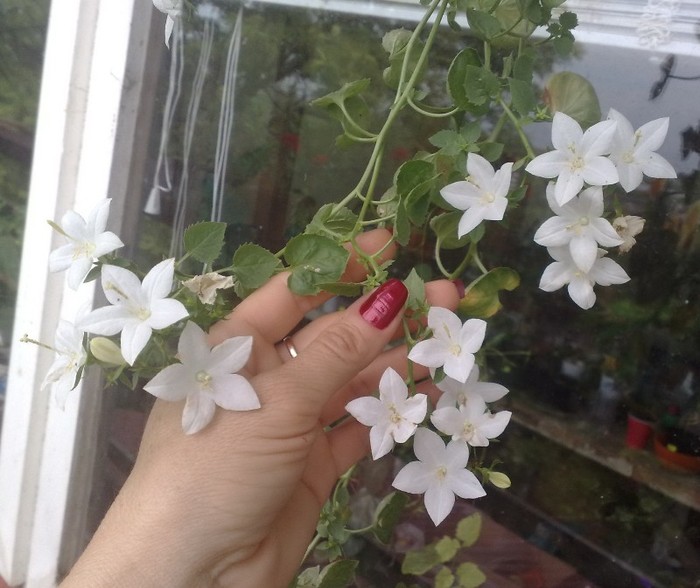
(0, 2, 50, 434)
(32, 1, 700, 585)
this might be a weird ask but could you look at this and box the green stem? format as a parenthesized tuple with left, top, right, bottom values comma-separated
(407, 95, 460, 118)
(340, 103, 378, 139)
(499, 99, 536, 159)
(488, 112, 507, 142)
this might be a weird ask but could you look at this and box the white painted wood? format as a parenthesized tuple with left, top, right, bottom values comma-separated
(0, 0, 142, 585)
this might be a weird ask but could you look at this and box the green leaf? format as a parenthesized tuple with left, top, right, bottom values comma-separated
(317, 560, 357, 588)
(509, 185, 527, 202)
(183, 221, 226, 264)
(545, 71, 601, 128)
(431, 212, 472, 250)
(459, 267, 520, 318)
(284, 234, 350, 296)
(456, 513, 482, 547)
(382, 28, 427, 90)
(293, 565, 320, 587)
(306, 204, 358, 241)
(372, 491, 408, 544)
(466, 8, 503, 40)
(513, 52, 535, 83)
(435, 537, 461, 563)
(394, 200, 411, 246)
(476, 141, 504, 162)
(559, 10, 578, 30)
(403, 269, 427, 312)
(231, 243, 281, 297)
(509, 77, 536, 116)
(447, 49, 499, 114)
(456, 562, 486, 588)
(311, 79, 371, 109)
(401, 544, 441, 576)
(436, 566, 456, 588)
(396, 160, 438, 226)
(429, 129, 467, 156)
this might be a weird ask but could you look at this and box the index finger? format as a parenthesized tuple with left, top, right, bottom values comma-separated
(208, 229, 396, 346)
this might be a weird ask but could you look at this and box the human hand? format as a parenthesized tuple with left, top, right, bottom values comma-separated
(61, 230, 460, 588)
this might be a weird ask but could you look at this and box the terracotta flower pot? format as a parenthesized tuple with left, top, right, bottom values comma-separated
(653, 428, 700, 474)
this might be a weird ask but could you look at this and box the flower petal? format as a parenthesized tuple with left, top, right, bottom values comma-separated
(534, 217, 571, 247)
(476, 411, 512, 440)
(182, 393, 216, 435)
(143, 363, 190, 401)
(120, 320, 152, 365)
(78, 305, 133, 336)
(526, 151, 568, 179)
(569, 234, 598, 272)
(408, 338, 447, 368)
(449, 468, 486, 500)
(635, 117, 669, 153)
(412, 427, 445, 464)
(568, 276, 595, 309)
(209, 335, 253, 374)
(466, 152, 496, 186)
(580, 119, 616, 156)
(148, 298, 189, 330)
(392, 461, 432, 494)
(370, 424, 395, 460)
(444, 353, 474, 384)
(211, 374, 261, 411)
(642, 152, 676, 180)
(551, 111, 583, 150)
(345, 396, 384, 426)
(440, 181, 480, 210)
(581, 156, 618, 187)
(539, 261, 569, 292)
(143, 258, 176, 301)
(457, 207, 486, 237)
(101, 265, 144, 306)
(424, 481, 456, 525)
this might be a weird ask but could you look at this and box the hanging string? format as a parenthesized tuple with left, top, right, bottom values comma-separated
(211, 7, 244, 222)
(144, 19, 185, 216)
(169, 18, 215, 257)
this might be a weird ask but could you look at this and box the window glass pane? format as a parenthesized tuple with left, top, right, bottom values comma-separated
(0, 1, 50, 435)
(82, 3, 700, 586)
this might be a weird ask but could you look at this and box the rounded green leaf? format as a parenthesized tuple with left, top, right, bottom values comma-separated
(544, 71, 601, 129)
(284, 234, 350, 295)
(447, 49, 494, 115)
(458, 267, 520, 318)
(372, 491, 408, 544)
(456, 562, 487, 588)
(456, 513, 482, 547)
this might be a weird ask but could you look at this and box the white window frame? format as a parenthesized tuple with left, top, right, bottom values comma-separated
(0, 0, 154, 585)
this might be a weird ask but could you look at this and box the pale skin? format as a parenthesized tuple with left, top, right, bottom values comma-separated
(61, 230, 460, 588)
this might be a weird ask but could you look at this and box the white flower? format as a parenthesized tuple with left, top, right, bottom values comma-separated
(78, 258, 189, 365)
(182, 272, 234, 305)
(534, 184, 623, 272)
(144, 321, 259, 435)
(526, 112, 618, 206)
(539, 246, 630, 309)
(392, 428, 486, 526)
(440, 153, 513, 237)
(613, 215, 646, 253)
(153, 0, 183, 47)
(48, 199, 124, 290)
(408, 307, 486, 383)
(607, 108, 676, 193)
(345, 367, 427, 460)
(435, 366, 508, 410)
(41, 319, 87, 409)
(431, 395, 511, 447)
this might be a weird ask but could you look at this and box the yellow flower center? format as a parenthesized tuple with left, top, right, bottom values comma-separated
(389, 403, 403, 424)
(196, 370, 212, 388)
(436, 465, 448, 481)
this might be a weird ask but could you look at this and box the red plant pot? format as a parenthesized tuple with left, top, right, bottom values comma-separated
(625, 414, 654, 449)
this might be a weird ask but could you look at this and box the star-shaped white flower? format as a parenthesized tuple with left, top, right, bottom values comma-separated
(440, 153, 513, 237)
(431, 395, 511, 447)
(534, 183, 623, 272)
(78, 258, 189, 365)
(345, 367, 427, 460)
(144, 321, 259, 434)
(408, 307, 486, 383)
(435, 366, 509, 410)
(48, 199, 124, 290)
(526, 112, 618, 206)
(539, 246, 630, 309)
(607, 108, 676, 193)
(613, 215, 645, 253)
(153, 0, 183, 47)
(41, 319, 87, 409)
(392, 428, 486, 526)
(182, 272, 234, 305)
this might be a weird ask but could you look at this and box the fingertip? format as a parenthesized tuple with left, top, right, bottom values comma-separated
(425, 279, 462, 311)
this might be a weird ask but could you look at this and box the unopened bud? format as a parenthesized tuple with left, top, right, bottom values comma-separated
(90, 337, 126, 366)
(488, 471, 511, 489)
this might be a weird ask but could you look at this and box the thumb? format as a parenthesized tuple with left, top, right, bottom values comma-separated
(262, 279, 408, 407)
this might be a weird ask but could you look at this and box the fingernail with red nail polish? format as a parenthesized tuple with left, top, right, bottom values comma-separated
(360, 279, 408, 329)
(452, 279, 465, 299)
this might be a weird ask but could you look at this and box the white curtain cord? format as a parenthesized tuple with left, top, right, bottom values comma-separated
(211, 8, 244, 222)
(170, 18, 215, 257)
(144, 20, 184, 216)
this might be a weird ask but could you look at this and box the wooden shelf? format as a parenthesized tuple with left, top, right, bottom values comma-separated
(507, 397, 700, 512)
